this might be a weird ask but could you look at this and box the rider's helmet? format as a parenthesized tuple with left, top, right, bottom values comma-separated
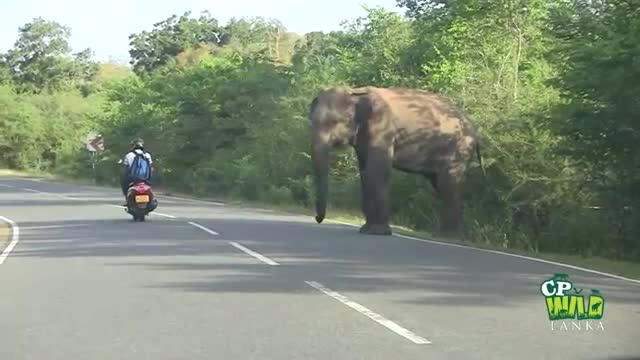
(131, 138, 144, 151)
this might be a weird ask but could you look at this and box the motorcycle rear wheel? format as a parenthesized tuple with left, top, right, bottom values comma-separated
(132, 211, 146, 222)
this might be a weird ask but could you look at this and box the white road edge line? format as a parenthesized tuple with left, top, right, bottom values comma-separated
(0, 216, 20, 265)
(187, 222, 280, 266)
(18, 179, 224, 206)
(188, 221, 220, 236)
(229, 241, 279, 266)
(21, 187, 79, 201)
(20, 183, 176, 217)
(106, 204, 177, 219)
(158, 194, 225, 206)
(325, 220, 640, 285)
(151, 212, 177, 219)
(17, 178, 222, 211)
(305, 281, 431, 345)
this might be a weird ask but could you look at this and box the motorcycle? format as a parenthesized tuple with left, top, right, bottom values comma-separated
(118, 159, 158, 221)
(125, 181, 157, 221)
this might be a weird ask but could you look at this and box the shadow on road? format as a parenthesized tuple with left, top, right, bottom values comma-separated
(6, 216, 640, 310)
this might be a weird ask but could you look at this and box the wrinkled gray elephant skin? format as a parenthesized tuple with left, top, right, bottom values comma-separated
(308, 86, 483, 238)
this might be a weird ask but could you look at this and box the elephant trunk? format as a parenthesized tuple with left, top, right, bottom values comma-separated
(312, 139, 330, 223)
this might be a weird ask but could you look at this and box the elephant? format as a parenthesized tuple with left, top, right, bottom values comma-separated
(307, 86, 484, 238)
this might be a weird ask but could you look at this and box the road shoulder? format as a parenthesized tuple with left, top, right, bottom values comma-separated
(0, 220, 9, 253)
(0, 215, 19, 265)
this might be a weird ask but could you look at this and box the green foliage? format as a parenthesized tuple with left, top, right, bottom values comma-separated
(220, 17, 301, 64)
(128, 11, 224, 75)
(338, 6, 418, 87)
(128, 12, 303, 75)
(0, 60, 12, 85)
(2, 17, 97, 93)
(3, 5, 639, 261)
(0, 84, 103, 171)
(546, 0, 640, 258)
(94, 52, 294, 200)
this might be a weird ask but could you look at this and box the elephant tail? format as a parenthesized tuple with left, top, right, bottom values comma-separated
(476, 141, 487, 178)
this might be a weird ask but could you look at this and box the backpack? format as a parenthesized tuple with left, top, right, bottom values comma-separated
(128, 152, 151, 182)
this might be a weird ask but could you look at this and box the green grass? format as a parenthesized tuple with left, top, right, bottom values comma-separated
(2, 168, 639, 281)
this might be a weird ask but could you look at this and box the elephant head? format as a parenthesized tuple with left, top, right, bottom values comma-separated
(307, 86, 368, 223)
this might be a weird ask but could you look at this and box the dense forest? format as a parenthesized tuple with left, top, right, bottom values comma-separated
(1, 1, 638, 261)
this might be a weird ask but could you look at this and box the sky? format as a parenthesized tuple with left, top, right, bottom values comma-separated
(1, 0, 403, 63)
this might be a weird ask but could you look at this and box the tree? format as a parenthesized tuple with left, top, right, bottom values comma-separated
(547, 0, 640, 256)
(2, 17, 97, 93)
(0, 57, 11, 85)
(336, 6, 417, 87)
(395, 0, 449, 19)
(128, 11, 224, 75)
(218, 17, 301, 64)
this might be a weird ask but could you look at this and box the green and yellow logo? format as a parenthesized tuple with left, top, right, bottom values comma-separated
(540, 273, 605, 321)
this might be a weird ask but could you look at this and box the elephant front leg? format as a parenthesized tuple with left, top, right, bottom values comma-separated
(358, 172, 372, 233)
(357, 150, 374, 233)
(435, 170, 464, 239)
(359, 147, 392, 236)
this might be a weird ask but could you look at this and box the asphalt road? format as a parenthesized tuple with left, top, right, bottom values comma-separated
(0, 176, 639, 360)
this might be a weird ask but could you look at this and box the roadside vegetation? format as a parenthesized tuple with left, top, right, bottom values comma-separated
(1, 1, 638, 268)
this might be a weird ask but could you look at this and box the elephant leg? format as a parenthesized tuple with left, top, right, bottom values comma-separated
(357, 149, 374, 232)
(359, 147, 392, 235)
(435, 170, 464, 239)
(359, 171, 375, 233)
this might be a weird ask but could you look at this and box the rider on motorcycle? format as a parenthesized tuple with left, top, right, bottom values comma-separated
(120, 138, 153, 205)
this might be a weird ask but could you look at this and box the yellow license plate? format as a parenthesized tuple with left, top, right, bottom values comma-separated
(135, 195, 150, 203)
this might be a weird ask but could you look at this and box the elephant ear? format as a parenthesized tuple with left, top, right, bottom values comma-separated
(308, 96, 319, 120)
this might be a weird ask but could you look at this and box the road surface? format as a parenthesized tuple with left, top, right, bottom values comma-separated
(0, 176, 639, 360)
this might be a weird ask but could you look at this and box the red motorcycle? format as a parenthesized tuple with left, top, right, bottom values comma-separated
(125, 180, 157, 222)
